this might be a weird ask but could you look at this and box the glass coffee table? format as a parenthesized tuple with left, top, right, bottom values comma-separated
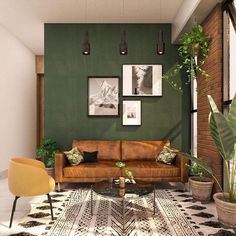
(90, 180, 156, 231)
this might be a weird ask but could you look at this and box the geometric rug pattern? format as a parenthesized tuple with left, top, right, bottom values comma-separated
(5, 188, 236, 236)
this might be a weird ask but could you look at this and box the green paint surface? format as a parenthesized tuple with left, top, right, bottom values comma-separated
(45, 24, 190, 150)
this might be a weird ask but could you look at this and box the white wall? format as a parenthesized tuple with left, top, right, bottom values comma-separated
(0, 25, 36, 172)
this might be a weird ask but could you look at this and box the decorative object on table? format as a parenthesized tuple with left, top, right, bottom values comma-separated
(13, 189, 236, 236)
(36, 138, 59, 177)
(156, 146, 178, 165)
(122, 64, 162, 96)
(119, 177, 125, 188)
(64, 147, 84, 166)
(183, 153, 214, 202)
(162, 25, 210, 93)
(115, 161, 134, 182)
(88, 76, 119, 116)
(122, 100, 141, 126)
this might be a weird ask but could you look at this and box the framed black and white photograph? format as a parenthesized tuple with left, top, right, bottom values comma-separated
(122, 64, 162, 96)
(88, 76, 119, 116)
(122, 100, 141, 126)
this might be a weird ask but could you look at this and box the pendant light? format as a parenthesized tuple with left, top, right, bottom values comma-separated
(120, 31, 128, 55)
(157, 0, 165, 55)
(82, 31, 90, 55)
(120, 0, 127, 55)
(82, 0, 90, 55)
(157, 30, 165, 55)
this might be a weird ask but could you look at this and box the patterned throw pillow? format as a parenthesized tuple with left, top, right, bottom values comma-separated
(64, 147, 84, 166)
(156, 146, 177, 165)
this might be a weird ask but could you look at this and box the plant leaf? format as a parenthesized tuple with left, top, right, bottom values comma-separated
(209, 110, 235, 161)
(228, 94, 236, 138)
(180, 152, 212, 175)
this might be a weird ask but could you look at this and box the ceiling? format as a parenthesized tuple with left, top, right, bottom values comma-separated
(0, 0, 184, 54)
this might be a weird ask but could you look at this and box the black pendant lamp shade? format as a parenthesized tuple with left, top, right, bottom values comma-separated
(82, 31, 90, 55)
(157, 30, 165, 55)
(120, 31, 128, 55)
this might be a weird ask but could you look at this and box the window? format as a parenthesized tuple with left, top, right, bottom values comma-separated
(191, 79, 197, 156)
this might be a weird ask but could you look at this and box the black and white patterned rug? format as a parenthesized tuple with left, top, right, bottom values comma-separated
(5, 188, 236, 236)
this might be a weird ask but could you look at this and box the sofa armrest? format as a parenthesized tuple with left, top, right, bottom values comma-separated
(55, 152, 67, 183)
(175, 152, 189, 183)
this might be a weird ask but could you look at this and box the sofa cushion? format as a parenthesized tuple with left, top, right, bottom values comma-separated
(121, 140, 170, 161)
(72, 140, 121, 161)
(64, 147, 84, 166)
(63, 161, 121, 178)
(125, 161, 180, 178)
(156, 146, 177, 165)
(83, 151, 98, 162)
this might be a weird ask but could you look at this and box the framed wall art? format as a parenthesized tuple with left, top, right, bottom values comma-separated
(88, 76, 119, 116)
(122, 64, 162, 96)
(122, 100, 141, 126)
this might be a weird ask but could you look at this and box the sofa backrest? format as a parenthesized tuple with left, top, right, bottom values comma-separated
(121, 140, 169, 161)
(72, 140, 121, 161)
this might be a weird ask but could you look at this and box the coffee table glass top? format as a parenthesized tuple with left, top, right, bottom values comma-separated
(92, 180, 154, 199)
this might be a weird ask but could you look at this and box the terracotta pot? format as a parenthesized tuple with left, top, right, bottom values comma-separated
(189, 176, 214, 202)
(46, 167, 55, 179)
(214, 192, 236, 229)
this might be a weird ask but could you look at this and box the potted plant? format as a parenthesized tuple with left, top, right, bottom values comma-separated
(163, 25, 210, 93)
(208, 94, 236, 228)
(183, 94, 236, 228)
(115, 161, 135, 184)
(185, 155, 214, 202)
(36, 138, 59, 178)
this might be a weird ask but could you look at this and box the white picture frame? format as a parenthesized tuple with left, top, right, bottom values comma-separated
(122, 100, 141, 126)
(122, 64, 162, 96)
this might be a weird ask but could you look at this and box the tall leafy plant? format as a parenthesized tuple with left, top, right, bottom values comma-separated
(182, 94, 236, 202)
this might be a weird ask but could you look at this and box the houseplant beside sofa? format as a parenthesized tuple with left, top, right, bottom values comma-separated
(55, 140, 188, 191)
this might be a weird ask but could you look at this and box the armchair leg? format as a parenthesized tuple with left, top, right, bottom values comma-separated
(47, 194, 54, 220)
(9, 196, 20, 228)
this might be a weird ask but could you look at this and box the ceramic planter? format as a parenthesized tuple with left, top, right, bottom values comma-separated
(189, 176, 214, 202)
(214, 192, 236, 228)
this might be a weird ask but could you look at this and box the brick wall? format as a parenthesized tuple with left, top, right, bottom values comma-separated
(197, 4, 223, 192)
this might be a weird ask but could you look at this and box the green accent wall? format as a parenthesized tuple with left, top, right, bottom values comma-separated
(45, 24, 190, 150)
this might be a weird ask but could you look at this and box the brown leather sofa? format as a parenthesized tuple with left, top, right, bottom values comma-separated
(55, 140, 188, 190)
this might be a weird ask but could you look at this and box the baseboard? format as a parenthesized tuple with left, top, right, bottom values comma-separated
(0, 169, 8, 179)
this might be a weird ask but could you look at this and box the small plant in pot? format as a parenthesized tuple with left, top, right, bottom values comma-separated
(185, 156, 214, 202)
(36, 138, 59, 178)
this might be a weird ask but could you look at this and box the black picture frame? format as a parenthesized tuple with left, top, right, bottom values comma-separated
(122, 64, 163, 96)
(88, 76, 120, 117)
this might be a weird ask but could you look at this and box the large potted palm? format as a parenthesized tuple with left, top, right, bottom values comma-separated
(183, 94, 236, 228)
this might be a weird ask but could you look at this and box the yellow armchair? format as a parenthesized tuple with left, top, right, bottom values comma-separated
(8, 158, 55, 228)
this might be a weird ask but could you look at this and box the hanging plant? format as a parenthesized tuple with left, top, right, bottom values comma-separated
(163, 25, 210, 93)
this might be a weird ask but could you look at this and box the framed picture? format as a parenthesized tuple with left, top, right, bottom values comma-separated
(122, 100, 141, 126)
(122, 64, 162, 96)
(88, 76, 119, 116)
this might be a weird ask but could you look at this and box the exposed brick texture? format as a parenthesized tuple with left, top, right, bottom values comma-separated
(197, 4, 223, 192)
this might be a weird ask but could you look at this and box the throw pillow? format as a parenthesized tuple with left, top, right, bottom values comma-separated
(83, 151, 98, 163)
(64, 147, 84, 166)
(156, 146, 177, 165)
